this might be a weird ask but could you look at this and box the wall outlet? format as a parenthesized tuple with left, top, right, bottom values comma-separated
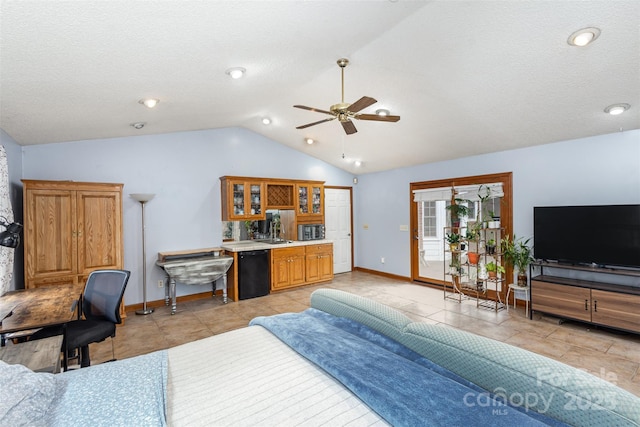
(158, 280, 164, 288)
(381, 257, 385, 264)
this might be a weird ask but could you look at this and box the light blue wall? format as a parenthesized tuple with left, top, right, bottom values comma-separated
(21, 127, 354, 304)
(11, 126, 640, 300)
(354, 130, 640, 278)
(0, 129, 24, 290)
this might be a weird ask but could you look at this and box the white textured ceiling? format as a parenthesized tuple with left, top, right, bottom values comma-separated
(1, 1, 639, 174)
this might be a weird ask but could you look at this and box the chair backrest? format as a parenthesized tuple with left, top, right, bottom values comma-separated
(82, 270, 130, 324)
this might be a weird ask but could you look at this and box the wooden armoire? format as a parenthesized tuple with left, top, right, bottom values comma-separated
(22, 180, 125, 317)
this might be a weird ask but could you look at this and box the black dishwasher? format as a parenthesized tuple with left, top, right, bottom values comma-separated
(238, 250, 270, 300)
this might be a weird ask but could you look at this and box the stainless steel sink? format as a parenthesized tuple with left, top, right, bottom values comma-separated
(257, 239, 292, 245)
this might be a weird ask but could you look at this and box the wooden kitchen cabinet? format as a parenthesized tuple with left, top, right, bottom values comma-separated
(266, 182, 295, 209)
(220, 177, 265, 220)
(296, 183, 323, 220)
(23, 180, 125, 317)
(305, 243, 333, 283)
(271, 247, 306, 290)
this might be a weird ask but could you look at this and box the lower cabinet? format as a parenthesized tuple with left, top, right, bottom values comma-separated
(305, 244, 333, 283)
(530, 281, 592, 322)
(271, 247, 306, 291)
(271, 243, 333, 291)
(590, 289, 640, 333)
(531, 280, 640, 334)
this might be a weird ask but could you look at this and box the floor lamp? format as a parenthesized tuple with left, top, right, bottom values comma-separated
(131, 193, 155, 315)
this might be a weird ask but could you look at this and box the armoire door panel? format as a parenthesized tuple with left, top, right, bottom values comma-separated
(76, 191, 123, 274)
(26, 190, 77, 278)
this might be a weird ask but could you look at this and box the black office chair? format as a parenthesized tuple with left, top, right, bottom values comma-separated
(31, 269, 130, 370)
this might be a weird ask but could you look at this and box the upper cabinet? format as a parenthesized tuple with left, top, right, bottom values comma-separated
(266, 182, 295, 210)
(220, 177, 265, 220)
(221, 176, 325, 223)
(296, 183, 323, 218)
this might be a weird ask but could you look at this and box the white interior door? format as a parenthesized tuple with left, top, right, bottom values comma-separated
(324, 188, 352, 274)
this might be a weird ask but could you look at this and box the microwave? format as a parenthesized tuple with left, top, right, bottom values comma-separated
(298, 224, 325, 241)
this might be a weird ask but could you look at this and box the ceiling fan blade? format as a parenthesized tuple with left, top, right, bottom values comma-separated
(348, 96, 377, 113)
(294, 105, 334, 116)
(356, 114, 401, 122)
(341, 120, 357, 135)
(296, 117, 336, 129)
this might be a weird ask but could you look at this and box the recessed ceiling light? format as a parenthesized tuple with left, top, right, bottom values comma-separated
(225, 67, 246, 79)
(354, 160, 362, 167)
(604, 103, 630, 115)
(305, 138, 315, 145)
(375, 109, 390, 116)
(568, 27, 600, 47)
(139, 98, 159, 108)
(262, 117, 272, 125)
(131, 122, 146, 129)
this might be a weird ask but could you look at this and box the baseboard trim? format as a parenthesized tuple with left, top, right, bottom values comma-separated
(125, 290, 218, 313)
(353, 267, 411, 283)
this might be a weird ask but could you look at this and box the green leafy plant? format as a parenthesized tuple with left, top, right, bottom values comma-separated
(446, 198, 471, 226)
(501, 235, 534, 285)
(485, 261, 505, 275)
(445, 232, 461, 244)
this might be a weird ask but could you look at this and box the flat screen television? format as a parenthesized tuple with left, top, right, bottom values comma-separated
(533, 204, 640, 269)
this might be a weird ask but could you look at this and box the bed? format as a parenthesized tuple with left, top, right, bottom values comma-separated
(2, 289, 639, 427)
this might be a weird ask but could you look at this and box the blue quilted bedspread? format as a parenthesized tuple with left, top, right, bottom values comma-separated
(251, 308, 567, 427)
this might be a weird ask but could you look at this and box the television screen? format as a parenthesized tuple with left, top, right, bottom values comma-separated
(533, 205, 640, 268)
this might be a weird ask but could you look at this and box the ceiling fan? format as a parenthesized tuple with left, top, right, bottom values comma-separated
(294, 58, 400, 135)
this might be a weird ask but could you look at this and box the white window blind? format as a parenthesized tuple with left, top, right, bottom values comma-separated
(413, 183, 503, 202)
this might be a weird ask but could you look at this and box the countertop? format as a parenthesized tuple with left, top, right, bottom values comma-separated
(221, 239, 333, 252)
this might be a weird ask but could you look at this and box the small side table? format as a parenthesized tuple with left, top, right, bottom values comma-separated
(0, 335, 63, 373)
(507, 283, 530, 317)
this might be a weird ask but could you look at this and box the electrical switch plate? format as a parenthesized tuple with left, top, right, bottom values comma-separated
(399, 225, 409, 231)
(381, 257, 385, 264)
(158, 280, 164, 288)
(363, 224, 369, 230)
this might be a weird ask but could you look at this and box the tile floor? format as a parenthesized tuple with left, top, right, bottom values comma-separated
(90, 271, 640, 396)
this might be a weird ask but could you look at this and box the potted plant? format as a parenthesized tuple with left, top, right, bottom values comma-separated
(446, 198, 471, 228)
(485, 238, 497, 255)
(501, 235, 534, 286)
(445, 232, 461, 251)
(485, 261, 505, 279)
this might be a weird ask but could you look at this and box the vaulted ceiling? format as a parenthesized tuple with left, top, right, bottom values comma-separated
(1, 1, 638, 173)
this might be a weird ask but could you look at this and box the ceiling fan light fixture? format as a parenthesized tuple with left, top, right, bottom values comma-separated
(568, 27, 600, 46)
(139, 98, 159, 108)
(225, 67, 246, 79)
(375, 109, 390, 117)
(604, 103, 630, 115)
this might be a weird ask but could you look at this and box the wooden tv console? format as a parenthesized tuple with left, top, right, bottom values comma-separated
(530, 262, 640, 334)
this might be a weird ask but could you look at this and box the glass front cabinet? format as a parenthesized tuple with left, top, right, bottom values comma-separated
(221, 178, 265, 220)
(296, 183, 323, 217)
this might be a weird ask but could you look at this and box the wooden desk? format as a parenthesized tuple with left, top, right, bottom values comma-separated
(0, 336, 63, 373)
(0, 284, 83, 335)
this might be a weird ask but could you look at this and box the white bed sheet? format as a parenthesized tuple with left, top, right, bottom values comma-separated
(167, 325, 388, 427)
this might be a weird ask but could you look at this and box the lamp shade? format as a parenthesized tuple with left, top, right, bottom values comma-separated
(130, 193, 155, 203)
